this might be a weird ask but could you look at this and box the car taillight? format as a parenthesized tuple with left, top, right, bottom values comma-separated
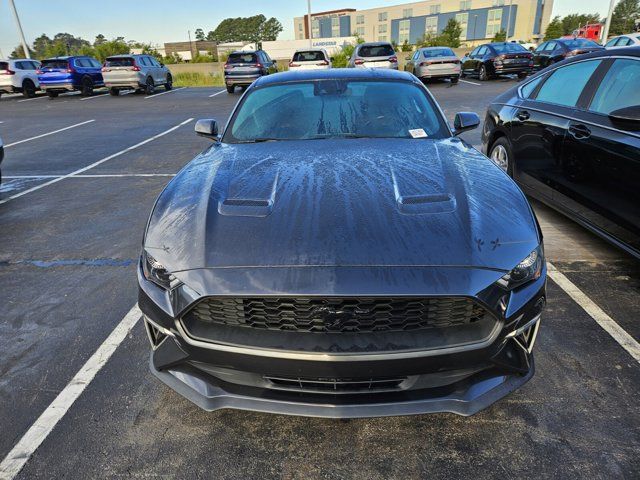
(389, 56, 398, 63)
(132, 65, 141, 71)
(1, 69, 15, 75)
(65, 65, 75, 73)
(224, 63, 233, 70)
(354, 59, 364, 65)
(101, 67, 109, 72)
(36, 69, 42, 74)
(419, 61, 432, 67)
(255, 63, 263, 69)
(317, 60, 329, 66)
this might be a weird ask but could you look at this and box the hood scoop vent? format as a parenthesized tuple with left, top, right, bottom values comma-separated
(396, 193, 456, 214)
(218, 162, 279, 218)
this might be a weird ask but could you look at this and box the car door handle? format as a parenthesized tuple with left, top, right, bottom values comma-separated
(569, 124, 591, 139)
(516, 110, 530, 121)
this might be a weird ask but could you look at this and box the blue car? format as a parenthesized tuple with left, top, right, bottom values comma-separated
(37, 56, 104, 98)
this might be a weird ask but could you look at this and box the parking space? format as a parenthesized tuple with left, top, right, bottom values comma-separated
(0, 79, 638, 479)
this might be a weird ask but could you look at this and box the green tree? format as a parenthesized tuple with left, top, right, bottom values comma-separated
(208, 15, 283, 43)
(544, 16, 564, 40)
(32, 34, 52, 58)
(331, 35, 365, 68)
(94, 34, 107, 46)
(440, 19, 462, 48)
(10, 45, 31, 58)
(493, 29, 507, 42)
(194, 28, 206, 41)
(610, 0, 640, 35)
(400, 39, 412, 51)
(560, 13, 602, 35)
(93, 39, 130, 61)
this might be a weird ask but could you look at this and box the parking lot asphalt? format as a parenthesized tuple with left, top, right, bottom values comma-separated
(1, 80, 638, 479)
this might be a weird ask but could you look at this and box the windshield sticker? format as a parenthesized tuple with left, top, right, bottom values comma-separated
(409, 129, 428, 138)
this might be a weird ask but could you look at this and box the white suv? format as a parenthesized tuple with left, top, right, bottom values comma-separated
(0, 58, 41, 98)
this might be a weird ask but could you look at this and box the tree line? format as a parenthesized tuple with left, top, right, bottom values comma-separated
(193, 15, 283, 44)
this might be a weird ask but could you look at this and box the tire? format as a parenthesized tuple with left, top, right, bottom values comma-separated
(109, 87, 119, 96)
(450, 76, 459, 84)
(80, 77, 94, 96)
(489, 137, 514, 176)
(517, 71, 528, 80)
(226, 84, 234, 93)
(145, 77, 155, 95)
(164, 73, 172, 91)
(479, 64, 489, 81)
(22, 79, 37, 98)
(47, 91, 58, 98)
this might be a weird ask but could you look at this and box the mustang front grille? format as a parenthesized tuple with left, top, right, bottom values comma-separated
(185, 297, 488, 334)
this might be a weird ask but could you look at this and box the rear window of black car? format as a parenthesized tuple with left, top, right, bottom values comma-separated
(41, 59, 69, 69)
(423, 48, 455, 58)
(0, 62, 8, 70)
(564, 39, 600, 49)
(227, 53, 258, 64)
(293, 51, 326, 62)
(105, 57, 135, 67)
(359, 44, 395, 57)
(491, 43, 527, 53)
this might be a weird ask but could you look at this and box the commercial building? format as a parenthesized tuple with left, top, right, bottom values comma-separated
(293, 0, 554, 46)
(163, 41, 217, 61)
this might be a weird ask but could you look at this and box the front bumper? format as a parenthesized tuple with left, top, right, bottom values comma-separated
(139, 263, 546, 418)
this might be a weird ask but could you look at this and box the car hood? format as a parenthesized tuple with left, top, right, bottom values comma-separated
(145, 138, 539, 274)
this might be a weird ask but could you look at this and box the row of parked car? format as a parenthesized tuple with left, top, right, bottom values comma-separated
(0, 54, 173, 99)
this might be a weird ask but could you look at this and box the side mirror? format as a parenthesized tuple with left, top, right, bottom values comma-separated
(272, 59, 277, 64)
(608, 106, 640, 130)
(453, 112, 480, 135)
(195, 119, 219, 140)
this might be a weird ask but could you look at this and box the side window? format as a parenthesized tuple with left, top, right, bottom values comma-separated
(412, 51, 420, 61)
(263, 52, 272, 62)
(150, 57, 161, 67)
(470, 47, 480, 56)
(74, 58, 86, 67)
(589, 59, 640, 115)
(520, 75, 545, 98)
(477, 46, 488, 56)
(139, 56, 150, 66)
(15, 61, 24, 69)
(605, 38, 618, 47)
(534, 60, 601, 107)
(544, 42, 557, 51)
(90, 58, 101, 68)
(534, 42, 547, 52)
(617, 37, 632, 46)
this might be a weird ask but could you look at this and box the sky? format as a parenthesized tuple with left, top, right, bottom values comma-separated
(0, 0, 612, 57)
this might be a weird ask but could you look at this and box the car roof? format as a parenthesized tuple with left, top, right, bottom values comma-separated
(254, 68, 416, 87)
(294, 48, 326, 52)
(107, 54, 138, 58)
(358, 41, 393, 46)
(229, 50, 260, 55)
(420, 46, 453, 50)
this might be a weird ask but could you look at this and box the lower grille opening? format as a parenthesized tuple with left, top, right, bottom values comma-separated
(265, 375, 408, 393)
(144, 319, 167, 349)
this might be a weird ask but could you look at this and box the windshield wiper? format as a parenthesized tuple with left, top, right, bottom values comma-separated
(236, 137, 282, 144)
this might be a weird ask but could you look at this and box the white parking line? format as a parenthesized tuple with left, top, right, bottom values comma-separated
(144, 86, 186, 99)
(547, 262, 640, 363)
(80, 93, 109, 101)
(5, 120, 96, 148)
(209, 90, 226, 98)
(0, 304, 142, 480)
(459, 79, 482, 86)
(16, 95, 48, 103)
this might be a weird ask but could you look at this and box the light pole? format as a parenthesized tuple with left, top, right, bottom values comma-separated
(602, 0, 617, 43)
(307, 0, 313, 47)
(9, 0, 31, 58)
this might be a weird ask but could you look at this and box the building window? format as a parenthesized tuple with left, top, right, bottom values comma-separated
(298, 23, 303, 31)
(402, 8, 413, 18)
(378, 12, 388, 22)
(356, 26, 365, 36)
(430, 5, 441, 14)
(331, 16, 340, 36)
(356, 15, 365, 25)
(378, 24, 388, 33)
(455, 13, 468, 39)
(378, 35, 388, 41)
(425, 16, 438, 35)
(493, 0, 505, 5)
(486, 9, 503, 36)
(460, 0, 472, 10)
(312, 18, 320, 39)
(399, 19, 411, 43)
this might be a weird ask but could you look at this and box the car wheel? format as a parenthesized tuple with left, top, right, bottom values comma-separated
(165, 73, 172, 91)
(109, 87, 119, 96)
(489, 137, 514, 176)
(226, 85, 234, 93)
(517, 71, 528, 80)
(47, 91, 58, 99)
(145, 77, 155, 95)
(479, 65, 489, 81)
(450, 76, 459, 84)
(22, 79, 37, 98)
(81, 77, 94, 96)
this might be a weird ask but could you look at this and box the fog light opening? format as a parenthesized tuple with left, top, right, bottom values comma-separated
(506, 315, 540, 354)
(144, 317, 173, 350)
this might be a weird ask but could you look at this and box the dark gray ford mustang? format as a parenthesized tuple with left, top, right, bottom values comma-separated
(138, 69, 546, 417)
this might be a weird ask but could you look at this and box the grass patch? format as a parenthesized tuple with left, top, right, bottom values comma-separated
(172, 72, 224, 87)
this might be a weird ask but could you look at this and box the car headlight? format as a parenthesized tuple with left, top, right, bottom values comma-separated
(497, 246, 544, 290)
(142, 250, 177, 290)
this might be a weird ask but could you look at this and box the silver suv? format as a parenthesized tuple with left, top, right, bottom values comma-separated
(101, 54, 172, 95)
(347, 42, 398, 69)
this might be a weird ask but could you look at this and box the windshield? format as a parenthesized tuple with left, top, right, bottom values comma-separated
(223, 79, 449, 143)
(423, 48, 455, 58)
(41, 59, 69, 69)
(293, 51, 326, 62)
(359, 44, 395, 57)
(564, 39, 600, 49)
(492, 43, 527, 53)
(227, 53, 258, 64)
(105, 57, 135, 67)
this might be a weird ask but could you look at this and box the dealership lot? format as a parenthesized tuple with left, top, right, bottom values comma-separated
(0, 80, 638, 479)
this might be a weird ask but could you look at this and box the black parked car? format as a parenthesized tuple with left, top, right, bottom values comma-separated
(223, 50, 278, 93)
(139, 69, 547, 418)
(482, 47, 640, 259)
(461, 42, 533, 81)
(532, 38, 603, 70)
